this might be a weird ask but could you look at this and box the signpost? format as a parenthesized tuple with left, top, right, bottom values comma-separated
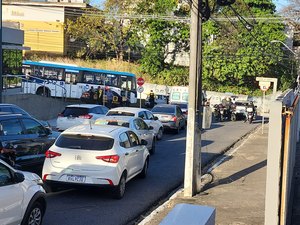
(258, 80, 271, 134)
(137, 78, 145, 108)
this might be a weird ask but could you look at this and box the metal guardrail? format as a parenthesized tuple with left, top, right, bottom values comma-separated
(3, 74, 67, 101)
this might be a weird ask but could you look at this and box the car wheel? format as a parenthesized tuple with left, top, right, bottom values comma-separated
(21, 201, 44, 225)
(113, 173, 126, 199)
(157, 127, 163, 140)
(150, 138, 156, 155)
(139, 158, 149, 178)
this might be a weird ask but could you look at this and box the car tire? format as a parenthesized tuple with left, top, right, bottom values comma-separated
(113, 173, 126, 199)
(21, 201, 45, 225)
(139, 158, 149, 178)
(150, 138, 156, 155)
(157, 127, 163, 140)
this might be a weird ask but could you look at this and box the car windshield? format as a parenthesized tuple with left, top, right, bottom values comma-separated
(55, 134, 114, 150)
(152, 106, 174, 114)
(95, 119, 130, 128)
(62, 107, 89, 117)
(106, 111, 135, 117)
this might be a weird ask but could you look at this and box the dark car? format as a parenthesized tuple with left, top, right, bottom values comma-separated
(151, 104, 186, 133)
(170, 102, 188, 117)
(0, 114, 59, 170)
(0, 103, 30, 116)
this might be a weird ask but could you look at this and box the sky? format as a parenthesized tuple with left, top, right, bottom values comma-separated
(89, 0, 290, 12)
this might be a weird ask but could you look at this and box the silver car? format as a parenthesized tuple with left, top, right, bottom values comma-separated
(106, 107, 164, 140)
(95, 116, 157, 154)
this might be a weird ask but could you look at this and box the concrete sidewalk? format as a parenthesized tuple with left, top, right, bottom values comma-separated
(139, 124, 268, 225)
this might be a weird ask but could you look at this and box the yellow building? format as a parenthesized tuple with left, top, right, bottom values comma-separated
(3, 1, 90, 56)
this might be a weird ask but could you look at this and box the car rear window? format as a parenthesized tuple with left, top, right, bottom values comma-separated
(55, 134, 114, 150)
(95, 119, 130, 128)
(152, 106, 175, 114)
(62, 107, 89, 117)
(106, 111, 135, 117)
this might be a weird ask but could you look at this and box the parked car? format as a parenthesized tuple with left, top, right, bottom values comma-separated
(151, 104, 186, 133)
(0, 159, 47, 225)
(56, 104, 109, 131)
(106, 107, 164, 140)
(0, 114, 59, 170)
(42, 124, 150, 199)
(95, 116, 156, 154)
(170, 102, 188, 117)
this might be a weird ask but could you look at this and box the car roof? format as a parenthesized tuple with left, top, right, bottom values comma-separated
(0, 103, 18, 107)
(0, 113, 31, 119)
(108, 107, 147, 113)
(66, 104, 103, 109)
(62, 124, 129, 137)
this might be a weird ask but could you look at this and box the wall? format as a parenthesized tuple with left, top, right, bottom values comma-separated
(2, 94, 68, 120)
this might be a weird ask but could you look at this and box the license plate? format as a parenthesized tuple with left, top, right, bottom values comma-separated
(66, 175, 86, 183)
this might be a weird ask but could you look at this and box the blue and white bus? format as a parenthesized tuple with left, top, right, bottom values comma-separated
(21, 60, 138, 104)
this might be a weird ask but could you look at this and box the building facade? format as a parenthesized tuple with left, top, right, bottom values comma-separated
(3, 1, 89, 56)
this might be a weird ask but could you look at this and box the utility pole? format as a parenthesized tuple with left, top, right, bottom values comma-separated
(184, 0, 203, 197)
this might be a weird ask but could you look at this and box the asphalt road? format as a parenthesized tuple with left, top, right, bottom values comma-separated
(42, 119, 260, 225)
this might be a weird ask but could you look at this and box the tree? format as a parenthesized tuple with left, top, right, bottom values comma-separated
(201, 0, 288, 94)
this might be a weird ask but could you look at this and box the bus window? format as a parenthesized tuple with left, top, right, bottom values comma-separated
(65, 73, 78, 84)
(33, 66, 43, 77)
(95, 73, 104, 85)
(83, 74, 94, 83)
(44, 67, 63, 80)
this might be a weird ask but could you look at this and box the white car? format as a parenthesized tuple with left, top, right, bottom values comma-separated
(95, 116, 156, 154)
(106, 107, 164, 140)
(0, 159, 46, 225)
(42, 124, 150, 199)
(56, 104, 109, 131)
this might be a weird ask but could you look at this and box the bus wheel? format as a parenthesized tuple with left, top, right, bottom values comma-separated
(36, 88, 50, 97)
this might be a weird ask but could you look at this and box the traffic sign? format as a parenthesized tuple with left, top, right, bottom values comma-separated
(259, 81, 271, 92)
(137, 77, 145, 86)
(137, 86, 144, 93)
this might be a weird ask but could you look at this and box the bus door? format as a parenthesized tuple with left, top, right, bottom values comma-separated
(65, 70, 79, 98)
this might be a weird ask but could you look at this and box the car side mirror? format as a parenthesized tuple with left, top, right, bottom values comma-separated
(14, 172, 25, 183)
(140, 139, 148, 146)
(148, 126, 154, 130)
(153, 116, 158, 121)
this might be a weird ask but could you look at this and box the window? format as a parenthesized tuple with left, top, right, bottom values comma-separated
(55, 134, 114, 150)
(145, 111, 154, 120)
(22, 119, 45, 135)
(128, 131, 139, 147)
(106, 111, 135, 117)
(134, 119, 148, 130)
(182, 92, 189, 102)
(0, 107, 13, 114)
(11, 107, 30, 116)
(171, 92, 181, 101)
(0, 119, 23, 135)
(138, 111, 146, 119)
(44, 67, 63, 80)
(119, 133, 130, 148)
(62, 107, 89, 117)
(0, 163, 13, 187)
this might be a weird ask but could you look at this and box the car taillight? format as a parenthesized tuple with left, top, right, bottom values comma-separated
(96, 155, 119, 163)
(58, 113, 64, 117)
(45, 150, 61, 158)
(172, 116, 177, 122)
(79, 114, 93, 119)
(43, 174, 49, 181)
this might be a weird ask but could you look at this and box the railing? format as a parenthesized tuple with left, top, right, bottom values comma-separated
(264, 89, 300, 225)
(3, 74, 67, 101)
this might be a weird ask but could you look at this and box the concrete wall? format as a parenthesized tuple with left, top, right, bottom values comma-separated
(2, 94, 68, 120)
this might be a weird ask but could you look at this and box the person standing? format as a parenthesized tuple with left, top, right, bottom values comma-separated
(96, 86, 103, 105)
(88, 86, 95, 103)
(106, 88, 113, 109)
(149, 90, 155, 108)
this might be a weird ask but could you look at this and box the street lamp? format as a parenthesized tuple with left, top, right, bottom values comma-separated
(271, 40, 296, 55)
(271, 40, 299, 87)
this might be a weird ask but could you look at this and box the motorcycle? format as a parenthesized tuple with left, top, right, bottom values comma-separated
(213, 104, 221, 122)
(245, 106, 255, 124)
